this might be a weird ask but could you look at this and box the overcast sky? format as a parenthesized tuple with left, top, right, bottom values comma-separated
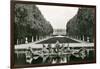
(37, 5, 79, 29)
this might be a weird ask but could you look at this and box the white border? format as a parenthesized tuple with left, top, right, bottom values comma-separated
(0, 0, 100, 69)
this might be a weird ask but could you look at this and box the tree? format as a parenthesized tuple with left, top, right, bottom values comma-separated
(14, 4, 53, 44)
(66, 7, 95, 42)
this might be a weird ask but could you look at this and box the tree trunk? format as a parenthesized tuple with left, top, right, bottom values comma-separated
(17, 39, 19, 45)
(34, 35, 36, 41)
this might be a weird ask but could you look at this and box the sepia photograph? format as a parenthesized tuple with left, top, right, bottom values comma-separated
(11, 1, 96, 68)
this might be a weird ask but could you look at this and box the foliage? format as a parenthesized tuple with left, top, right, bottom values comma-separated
(66, 7, 95, 42)
(14, 4, 53, 44)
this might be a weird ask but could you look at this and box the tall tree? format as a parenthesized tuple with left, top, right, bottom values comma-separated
(66, 7, 95, 42)
(14, 4, 53, 44)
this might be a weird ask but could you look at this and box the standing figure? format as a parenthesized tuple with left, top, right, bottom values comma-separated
(47, 43, 52, 54)
(55, 40, 60, 53)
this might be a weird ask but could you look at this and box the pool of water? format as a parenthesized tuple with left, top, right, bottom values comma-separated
(14, 50, 95, 65)
(37, 37, 79, 44)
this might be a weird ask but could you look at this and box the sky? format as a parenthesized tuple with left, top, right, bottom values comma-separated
(37, 5, 79, 29)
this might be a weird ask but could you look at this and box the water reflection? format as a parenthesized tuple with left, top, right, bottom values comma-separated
(14, 50, 95, 65)
(30, 54, 71, 64)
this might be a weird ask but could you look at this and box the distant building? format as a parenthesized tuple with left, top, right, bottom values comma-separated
(53, 29, 66, 35)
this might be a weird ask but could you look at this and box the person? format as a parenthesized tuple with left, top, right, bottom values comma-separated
(66, 43, 71, 53)
(61, 43, 65, 52)
(25, 47, 33, 64)
(47, 43, 52, 53)
(55, 40, 60, 53)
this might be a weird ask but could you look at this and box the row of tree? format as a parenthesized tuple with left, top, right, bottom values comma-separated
(14, 4, 53, 44)
(66, 7, 95, 42)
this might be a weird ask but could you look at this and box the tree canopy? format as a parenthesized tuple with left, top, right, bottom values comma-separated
(14, 4, 53, 44)
(66, 7, 95, 42)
